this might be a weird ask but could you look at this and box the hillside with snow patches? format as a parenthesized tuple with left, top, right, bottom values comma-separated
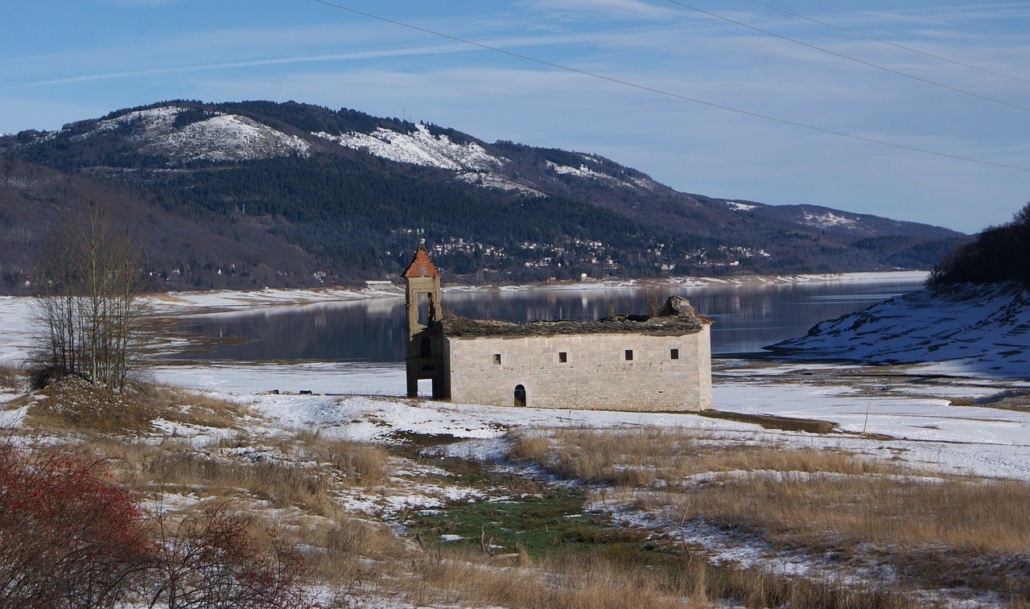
(768, 282, 1030, 378)
(4, 100, 955, 235)
(0, 100, 968, 287)
(27, 104, 661, 200)
(90, 107, 311, 163)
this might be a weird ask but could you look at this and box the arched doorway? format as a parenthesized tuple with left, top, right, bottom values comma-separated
(514, 384, 527, 408)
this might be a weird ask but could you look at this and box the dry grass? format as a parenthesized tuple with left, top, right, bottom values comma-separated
(73, 431, 389, 517)
(363, 542, 912, 609)
(512, 427, 1030, 601)
(262, 431, 389, 489)
(685, 474, 1030, 554)
(404, 548, 691, 609)
(297, 515, 411, 602)
(0, 363, 23, 390)
(11, 378, 1013, 606)
(26, 376, 159, 433)
(24, 378, 253, 435)
(512, 427, 901, 488)
(699, 409, 838, 434)
(681, 472, 1030, 598)
(147, 385, 254, 429)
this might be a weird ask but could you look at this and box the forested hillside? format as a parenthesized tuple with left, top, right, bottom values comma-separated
(935, 202, 1030, 288)
(0, 100, 969, 293)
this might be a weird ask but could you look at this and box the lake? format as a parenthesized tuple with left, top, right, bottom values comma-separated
(167, 275, 926, 363)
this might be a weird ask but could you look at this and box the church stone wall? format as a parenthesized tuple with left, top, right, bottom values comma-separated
(444, 328, 711, 411)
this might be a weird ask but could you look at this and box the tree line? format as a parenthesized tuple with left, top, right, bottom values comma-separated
(932, 201, 1030, 289)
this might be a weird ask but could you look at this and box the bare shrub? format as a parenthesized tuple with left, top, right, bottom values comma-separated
(644, 285, 666, 317)
(142, 506, 312, 609)
(0, 438, 313, 608)
(0, 441, 152, 608)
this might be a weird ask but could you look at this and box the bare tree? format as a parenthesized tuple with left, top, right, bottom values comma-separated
(926, 262, 946, 297)
(644, 285, 666, 317)
(31, 202, 149, 390)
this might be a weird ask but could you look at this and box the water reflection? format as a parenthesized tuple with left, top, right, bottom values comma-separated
(167, 278, 925, 363)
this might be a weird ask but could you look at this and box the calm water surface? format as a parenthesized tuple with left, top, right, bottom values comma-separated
(169, 278, 925, 363)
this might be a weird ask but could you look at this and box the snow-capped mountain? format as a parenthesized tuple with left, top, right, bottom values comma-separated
(0, 100, 968, 291)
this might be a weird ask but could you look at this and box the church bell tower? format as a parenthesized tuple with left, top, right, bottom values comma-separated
(402, 242, 447, 398)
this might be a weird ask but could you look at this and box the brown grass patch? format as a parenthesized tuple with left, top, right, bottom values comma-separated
(25, 379, 252, 434)
(298, 515, 410, 599)
(513, 427, 898, 488)
(384, 543, 912, 609)
(511, 427, 1030, 600)
(74, 432, 389, 517)
(148, 385, 253, 429)
(27, 376, 158, 433)
(683, 473, 1030, 596)
(685, 473, 1030, 554)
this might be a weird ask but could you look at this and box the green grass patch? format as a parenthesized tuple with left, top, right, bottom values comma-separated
(407, 457, 651, 559)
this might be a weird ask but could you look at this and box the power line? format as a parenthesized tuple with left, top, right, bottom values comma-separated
(662, 0, 1030, 113)
(742, 0, 1030, 86)
(309, 0, 1030, 172)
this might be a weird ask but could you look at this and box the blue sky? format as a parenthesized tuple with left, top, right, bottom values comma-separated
(2, 1, 1028, 233)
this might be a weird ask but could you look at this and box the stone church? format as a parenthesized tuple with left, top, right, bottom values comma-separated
(402, 244, 712, 412)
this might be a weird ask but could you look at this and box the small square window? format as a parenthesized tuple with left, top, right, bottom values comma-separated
(493, 354, 501, 365)
(625, 349, 634, 361)
(559, 351, 568, 363)
(670, 349, 679, 360)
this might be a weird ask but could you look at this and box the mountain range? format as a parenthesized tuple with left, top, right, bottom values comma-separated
(0, 100, 966, 293)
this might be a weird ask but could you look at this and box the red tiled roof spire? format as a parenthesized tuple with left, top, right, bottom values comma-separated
(402, 243, 439, 278)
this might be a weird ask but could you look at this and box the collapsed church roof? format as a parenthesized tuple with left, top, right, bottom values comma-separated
(441, 296, 711, 338)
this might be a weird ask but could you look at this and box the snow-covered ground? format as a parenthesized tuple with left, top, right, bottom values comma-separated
(7, 278, 1029, 483)
(90, 106, 311, 163)
(314, 124, 542, 196)
(5, 280, 1030, 607)
(771, 282, 1030, 379)
(139, 357, 1030, 483)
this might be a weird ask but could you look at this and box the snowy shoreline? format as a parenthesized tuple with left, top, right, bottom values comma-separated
(770, 282, 1030, 380)
(152, 270, 930, 313)
(1, 270, 927, 363)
